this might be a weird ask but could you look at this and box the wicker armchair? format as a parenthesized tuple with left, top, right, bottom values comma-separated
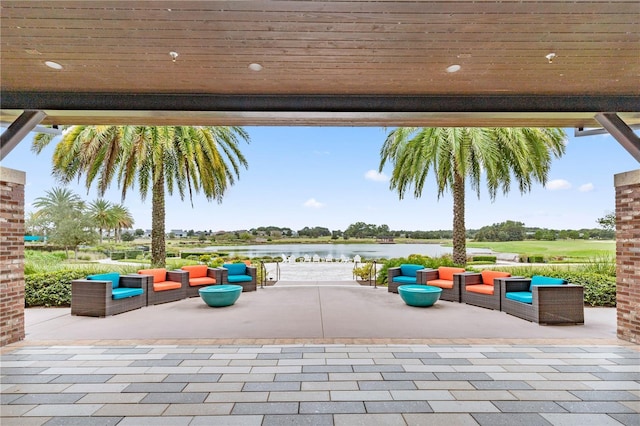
(219, 263, 257, 292)
(424, 266, 466, 302)
(501, 276, 584, 324)
(71, 273, 147, 317)
(387, 264, 430, 293)
(460, 270, 512, 310)
(138, 268, 188, 305)
(180, 265, 221, 298)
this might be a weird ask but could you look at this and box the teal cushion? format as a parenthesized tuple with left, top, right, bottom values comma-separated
(87, 272, 120, 289)
(505, 291, 533, 304)
(227, 274, 252, 283)
(223, 263, 246, 276)
(530, 275, 566, 291)
(393, 276, 417, 284)
(400, 264, 424, 278)
(111, 287, 143, 300)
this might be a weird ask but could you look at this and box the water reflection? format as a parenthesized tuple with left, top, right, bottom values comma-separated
(203, 243, 493, 259)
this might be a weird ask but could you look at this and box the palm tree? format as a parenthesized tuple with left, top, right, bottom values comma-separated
(109, 203, 134, 242)
(32, 187, 85, 237)
(34, 125, 249, 267)
(379, 127, 566, 265)
(88, 199, 114, 243)
(33, 187, 96, 257)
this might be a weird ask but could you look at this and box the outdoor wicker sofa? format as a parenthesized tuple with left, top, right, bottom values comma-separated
(180, 265, 221, 298)
(387, 264, 430, 293)
(424, 266, 466, 302)
(138, 268, 188, 305)
(71, 272, 147, 317)
(500, 275, 584, 324)
(459, 270, 512, 310)
(218, 263, 257, 292)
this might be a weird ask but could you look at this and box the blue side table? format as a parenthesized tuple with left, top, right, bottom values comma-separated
(199, 285, 243, 307)
(398, 284, 442, 307)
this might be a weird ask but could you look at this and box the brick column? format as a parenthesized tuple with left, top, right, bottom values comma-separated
(0, 167, 26, 346)
(615, 169, 640, 344)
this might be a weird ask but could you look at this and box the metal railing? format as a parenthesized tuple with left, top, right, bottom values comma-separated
(259, 260, 280, 288)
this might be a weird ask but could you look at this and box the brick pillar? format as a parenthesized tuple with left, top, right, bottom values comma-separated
(615, 169, 640, 344)
(0, 167, 26, 346)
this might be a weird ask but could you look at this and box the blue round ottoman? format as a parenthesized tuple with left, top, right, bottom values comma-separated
(199, 285, 243, 307)
(398, 285, 442, 307)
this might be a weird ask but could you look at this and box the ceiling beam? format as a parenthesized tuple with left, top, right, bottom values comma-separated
(1, 92, 638, 115)
(0, 110, 46, 161)
(595, 113, 640, 163)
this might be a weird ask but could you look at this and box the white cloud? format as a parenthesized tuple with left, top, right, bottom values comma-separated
(364, 170, 388, 182)
(578, 183, 594, 192)
(546, 179, 572, 191)
(303, 198, 324, 208)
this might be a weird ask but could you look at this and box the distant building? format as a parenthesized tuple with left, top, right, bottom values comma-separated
(376, 236, 395, 244)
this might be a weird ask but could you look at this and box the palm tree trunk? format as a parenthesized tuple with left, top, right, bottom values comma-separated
(151, 169, 166, 268)
(452, 171, 467, 265)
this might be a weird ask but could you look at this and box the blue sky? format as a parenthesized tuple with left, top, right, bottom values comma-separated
(1, 126, 637, 232)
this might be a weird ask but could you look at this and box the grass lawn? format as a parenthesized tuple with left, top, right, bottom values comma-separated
(466, 240, 615, 260)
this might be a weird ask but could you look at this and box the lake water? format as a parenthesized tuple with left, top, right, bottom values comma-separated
(203, 243, 494, 260)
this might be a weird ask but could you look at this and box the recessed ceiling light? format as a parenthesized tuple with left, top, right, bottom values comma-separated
(248, 63, 263, 71)
(446, 64, 461, 73)
(44, 61, 63, 70)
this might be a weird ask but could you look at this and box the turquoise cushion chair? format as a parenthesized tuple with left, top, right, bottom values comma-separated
(221, 263, 257, 292)
(388, 264, 430, 293)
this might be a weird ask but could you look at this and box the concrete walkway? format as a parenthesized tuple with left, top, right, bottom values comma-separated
(2, 282, 638, 425)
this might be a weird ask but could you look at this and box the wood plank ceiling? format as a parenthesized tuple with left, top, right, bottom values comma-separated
(1, 1, 639, 127)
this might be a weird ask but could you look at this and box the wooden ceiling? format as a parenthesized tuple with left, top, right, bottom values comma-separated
(1, 1, 639, 127)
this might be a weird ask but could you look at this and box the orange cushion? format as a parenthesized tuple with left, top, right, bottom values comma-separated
(466, 284, 495, 295)
(438, 267, 465, 281)
(481, 270, 511, 286)
(138, 268, 167, 283)
(189, 277, 216, 287)
(153, 281, 182, 292)
(182, 265, 207, 279)
(427, 279, 454, 289)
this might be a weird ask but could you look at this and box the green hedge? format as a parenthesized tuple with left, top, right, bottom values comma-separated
(25, 270, 87, 307)
(110, 251, 125, 260)
(472, 255, 496, 263)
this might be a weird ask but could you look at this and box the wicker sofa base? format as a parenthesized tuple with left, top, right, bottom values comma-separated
(501, 279, 584, 325)
(145, 271, 188, 306)
(186, 283, 217, 298)
(423, 270, 461, 302)
(460, 275, 509, 310)
(71, 276, 147, 317)
(183, 267, 222, 298)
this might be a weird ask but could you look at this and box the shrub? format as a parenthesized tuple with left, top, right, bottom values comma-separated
(25, 270, 86, 307)
(353, 262, 374, 280)
(110, 251, 125, 260)
(125, 250, 143, 259)
(471, 255, 496, 263)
